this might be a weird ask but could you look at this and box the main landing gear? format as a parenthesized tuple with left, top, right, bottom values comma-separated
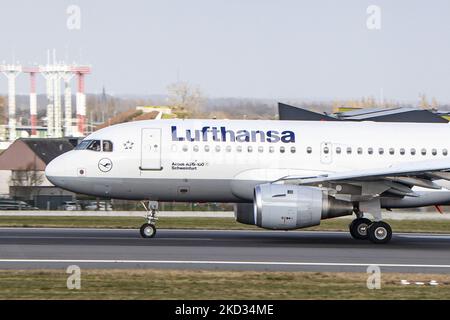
(349, 216, 392, 244)
(140, 201, 159, 238)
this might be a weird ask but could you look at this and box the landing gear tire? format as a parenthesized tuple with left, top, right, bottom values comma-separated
(349, 218, 372, 240)
(140, 223, 156, 238)
(367, 221, 392, 244)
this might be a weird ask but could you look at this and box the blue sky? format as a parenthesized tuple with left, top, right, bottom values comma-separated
(1, 0, 450, 102)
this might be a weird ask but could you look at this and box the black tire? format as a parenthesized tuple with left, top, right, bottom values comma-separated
(140, 223, 156, 238)
(367, 221, 392, 244)
(349, 218, 372, 240)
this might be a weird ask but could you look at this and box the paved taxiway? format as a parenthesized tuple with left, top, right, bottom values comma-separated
(0, 228, 449, 273)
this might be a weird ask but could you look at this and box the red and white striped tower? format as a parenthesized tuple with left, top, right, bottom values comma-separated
(0, 64, 22, 141)
(23, 67, 39, 137)
(72, 66, 91, 136)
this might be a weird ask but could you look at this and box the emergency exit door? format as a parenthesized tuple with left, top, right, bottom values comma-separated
(140, 128, 162, 170)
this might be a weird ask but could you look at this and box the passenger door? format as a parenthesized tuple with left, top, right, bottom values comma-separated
(140, 128, 162, 170)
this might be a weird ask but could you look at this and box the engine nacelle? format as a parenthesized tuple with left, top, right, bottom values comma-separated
(235, 184, 353, 230)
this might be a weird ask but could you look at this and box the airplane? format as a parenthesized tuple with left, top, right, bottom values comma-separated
(45, 119, 450, 244)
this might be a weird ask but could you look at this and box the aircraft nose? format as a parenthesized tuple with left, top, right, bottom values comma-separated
(45, 155, 66, 186)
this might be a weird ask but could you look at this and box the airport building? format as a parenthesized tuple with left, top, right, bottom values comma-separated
(0, 138, 76, 209)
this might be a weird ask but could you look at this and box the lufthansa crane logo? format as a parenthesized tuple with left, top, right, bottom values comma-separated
(98, 158, 113, 172)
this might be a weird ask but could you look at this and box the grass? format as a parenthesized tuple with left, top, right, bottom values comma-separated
(0, 216, 449, 233)
(0, 269, 448, 300)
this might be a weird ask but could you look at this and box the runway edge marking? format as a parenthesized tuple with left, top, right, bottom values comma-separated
(0, 259, 450, 269)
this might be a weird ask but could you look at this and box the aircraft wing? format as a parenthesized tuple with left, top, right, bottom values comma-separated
(276, 159, 450, 197)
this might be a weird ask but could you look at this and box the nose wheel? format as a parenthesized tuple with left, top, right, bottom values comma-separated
(140, 201, 159, 239)
(140, 223, 156, 238)
(349, 217, 392, 244)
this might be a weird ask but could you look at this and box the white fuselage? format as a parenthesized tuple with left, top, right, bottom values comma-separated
(45, 119, 450, 207)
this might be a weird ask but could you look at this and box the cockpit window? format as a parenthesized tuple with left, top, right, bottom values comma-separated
(75, 139, 113, 152)
(103, 140, 113, 152)
(75, 140, 92, 150)
(87, 140, 101, 152)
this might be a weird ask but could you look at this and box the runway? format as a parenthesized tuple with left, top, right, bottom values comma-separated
(0, 228, 450, 273)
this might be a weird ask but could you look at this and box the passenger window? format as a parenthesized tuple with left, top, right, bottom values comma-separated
(87, 140, 101, 152)
(204, 145, 210, 152)
(336, 147, 341, 154)
(411, 148, 416, 155)
(193, 145, 199, 152)
(215, 145, 221, 152)
(102, 140, 113, 152)
(421, 148, 427, 156)
(226, 146, 232, 153)
(290, 147, 296, 154)
(368, 148, 373, 155)
(400, 148, 405, 155)
(346, 147, 352, 155)
(378, 148, 384, 155)
(269, 146, 275, 153)
(432, 149, 437, 156)
(182, 145, 188, 152)
(280, 146, 285, 153)
(443, 149, 448, 156)
(323, 147, 329, 154)
(357, 147, 362, 155)
(307, 147, 312, 154)
(258, 146, 264, 153)
(237, 146, 242, 153)
(247, 146, 253, 153)
(389, 148, 394, 155)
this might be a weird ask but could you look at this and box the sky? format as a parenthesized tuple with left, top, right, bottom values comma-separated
(1, 0, 450, 102)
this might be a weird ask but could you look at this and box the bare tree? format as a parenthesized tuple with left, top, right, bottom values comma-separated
(167, 81, 205, 117)
(9, 164, 45, 199)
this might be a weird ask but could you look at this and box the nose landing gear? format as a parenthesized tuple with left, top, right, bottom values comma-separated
(140, 201, 159, 238)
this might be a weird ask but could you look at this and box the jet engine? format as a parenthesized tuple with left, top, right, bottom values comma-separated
(235, 184, 354, 230)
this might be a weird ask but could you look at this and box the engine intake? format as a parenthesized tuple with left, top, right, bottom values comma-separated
(235, 184, 353, 230)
